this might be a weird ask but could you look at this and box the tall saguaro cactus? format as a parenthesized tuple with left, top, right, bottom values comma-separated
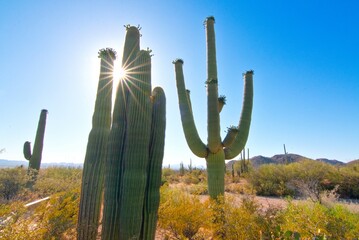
(23, 109, 48, 172)
(77, 48, 116, 240)
(101, 26, 166, 240)
(173, 16, 253, 199)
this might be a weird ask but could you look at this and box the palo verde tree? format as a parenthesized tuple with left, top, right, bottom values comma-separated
(101, 25, 166, 240)
(77, 48, 116, 240)
(173, 16, 253, 199)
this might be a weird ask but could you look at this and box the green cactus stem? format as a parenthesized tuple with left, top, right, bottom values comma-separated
(173, 59, 208, 158)
(173, 16, 253, 199)
(23, 109, 48, 172)
(141, 87, 166, 239)
(101, 26, 166, 240)
(77, 48, 116, 240)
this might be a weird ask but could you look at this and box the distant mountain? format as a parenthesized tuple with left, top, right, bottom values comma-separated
(0, 159, 27, 168)
(316, 158, 345, 166)
(346, 159, 359, 166)
(271, 154, 308, 164)
(226, 153, 347, 169)
(249, 155, 277, 168)
(0, 159, 83, 168)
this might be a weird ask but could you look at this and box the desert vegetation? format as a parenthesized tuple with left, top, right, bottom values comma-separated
(3, 15, 358, 240)
(1, 159, 358, 239)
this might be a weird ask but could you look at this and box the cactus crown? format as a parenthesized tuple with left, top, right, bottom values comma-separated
(172, 58, 184, 64)
(98, 48, 117, 59)
(204, 16, 215, 25)
(226, 125, 239, 133)
(124, 24, 142, 31)
(218, 95, 227, 104)
(146, 47, 154, 57)
(244, 70, 254, 75)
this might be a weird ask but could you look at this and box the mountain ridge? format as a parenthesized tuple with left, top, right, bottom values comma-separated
(0, 159, 83, 168)
(226, 153, 350, 170)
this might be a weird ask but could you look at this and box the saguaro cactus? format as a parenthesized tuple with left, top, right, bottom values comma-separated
(77, 48, 116, 240)
(173, 16, 253, 199)
(23, 109, 48, 172)
(101, 26, 166, 240)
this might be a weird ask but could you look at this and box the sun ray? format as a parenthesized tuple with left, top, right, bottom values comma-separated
(110, 46, 154, 120)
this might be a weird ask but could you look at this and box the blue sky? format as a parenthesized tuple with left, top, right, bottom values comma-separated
(1, 1, 358, 166)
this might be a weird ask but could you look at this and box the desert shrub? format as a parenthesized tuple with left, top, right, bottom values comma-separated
(183, 174, 201, 185)
(188, 182, 208, 195)
(225, 183, 245, 194)
(337, 163, 359, 198)
(0, 188, 79, 240)
(286, 160, 339, 202)
(255, 205, 287, 239)
(279, 200, 359, 239)
(161, 167, 180, 184)
(210, 195, 263, 240)
(36, 188, 80, 239)
(33, 167, 82, 196)
(158, 186, 211, 239)
(188, 168, 206, 181)
(0, 201, 44, 240)
(0, 167, 28, 202)
(325, 204, 359, 239)
(279, 201, 329, 238)
(248, 164, 293, 196)
(249, 160, 342, 200)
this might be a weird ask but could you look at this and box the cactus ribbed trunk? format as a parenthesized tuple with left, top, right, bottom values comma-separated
(206, 149, 225, 198)
(118, 50, 152, 239)
(101, 26, 166, 240)
(77, 48, 116, 240)
(206, 17, 221, 153)
(141, 87, 166, 239)
(173, 16, 253, 199)
(24, 109, 48, 173)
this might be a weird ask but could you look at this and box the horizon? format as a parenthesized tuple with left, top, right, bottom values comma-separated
(1, 1, 358, 166)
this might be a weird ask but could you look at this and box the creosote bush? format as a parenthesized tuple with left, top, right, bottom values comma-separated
(279, 200, 359, 239)
(0, 167, 28, 202)
(0, 188, 80, 240)
(34, 167, 82, 196)
(248, 160, 343, 200)
(158, 186, 212, 239)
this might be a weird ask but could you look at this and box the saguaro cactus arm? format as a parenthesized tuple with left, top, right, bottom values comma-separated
(218, 95, 226, 113)
(173, 59, 207, 158)
(142, 87, 166, 240)
(224, 71, 254, 159)
(205, 17, 221, 153)
(77, 48, 115, 240)
(23, 141, 32, 160)
(222, 126, 238, 148)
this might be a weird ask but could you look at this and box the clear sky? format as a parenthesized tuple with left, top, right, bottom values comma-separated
(1, 1, 358, 167)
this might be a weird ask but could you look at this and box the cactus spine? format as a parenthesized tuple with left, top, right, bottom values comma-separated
(77, 48, 116, 240)
(101, 26, 166, 240)
(23, 109, 48, 172)
(173, 16, 253, 199)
